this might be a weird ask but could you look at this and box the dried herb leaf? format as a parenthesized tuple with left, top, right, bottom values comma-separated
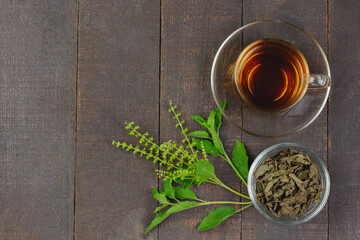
(254, 148, 323, 217)
(254, 164, 273, 178)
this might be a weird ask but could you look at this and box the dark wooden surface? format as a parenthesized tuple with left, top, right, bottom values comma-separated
(1, 0, 360, 239)
(0, 1, 77, 239)
(75, 1, 159, 240)
(329, 1, 360, 239)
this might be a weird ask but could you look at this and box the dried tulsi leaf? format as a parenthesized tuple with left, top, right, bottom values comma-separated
(254, 148, 323, 217)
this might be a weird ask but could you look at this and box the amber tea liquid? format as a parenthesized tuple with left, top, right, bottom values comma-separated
(234, 39, 309, 111)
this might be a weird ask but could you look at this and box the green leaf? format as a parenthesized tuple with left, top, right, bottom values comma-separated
(191, 115, 209, 130)
(205, 104, 225, 155)
(191, 115, 206, 124)
(214, 100, 226, 132)
(164, 180, 175, 199)
(145, 201, 200, 234)
(210, 128, 225, 155)
(173, 186, 197, 200)
(207, 111, 216, 129)
(154, 204, 168, 213)
(198, 206, 237, 230)
(208, 101, 226, 133)
(183, 180, 194, 189)
(220, 100, 227, 111)
(231, 141, 249, 181)
(145, 211, 168, 234)
(173, 178, 194, 189)
(196, 179, 206, 186)
(192, 138, 219, 157)
(187, 131, 211, 139)
(151, 188, 169, 205)
(166, 201, 200, 214)
(196, 160, 216, 179)
(215, 100, 227, 118)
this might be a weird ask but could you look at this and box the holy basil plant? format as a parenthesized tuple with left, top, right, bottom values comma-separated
(113, 100, 251, 234)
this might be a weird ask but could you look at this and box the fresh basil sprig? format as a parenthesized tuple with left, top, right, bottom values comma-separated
(113, 100, 252, 234)
(189, 100, 249, 184)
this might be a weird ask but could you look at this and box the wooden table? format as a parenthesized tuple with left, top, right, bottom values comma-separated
(1, 0, 359, 239)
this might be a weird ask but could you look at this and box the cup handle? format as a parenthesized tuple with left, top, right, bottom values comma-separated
(308, 74, 331, 88)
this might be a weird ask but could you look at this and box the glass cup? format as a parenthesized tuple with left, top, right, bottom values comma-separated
(211, 20, 331, 137)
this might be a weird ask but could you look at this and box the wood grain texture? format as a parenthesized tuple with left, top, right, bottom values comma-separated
(160, 1, 243, 239)
(241, 1, 329, 240)
(75, 0, 160, 239)
(329, 1, 360, 239)
(0, 1, 77, 239)
(2, 1, 359, 239)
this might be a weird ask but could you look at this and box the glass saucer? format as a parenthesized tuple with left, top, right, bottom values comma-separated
(211, 20, 330, 137)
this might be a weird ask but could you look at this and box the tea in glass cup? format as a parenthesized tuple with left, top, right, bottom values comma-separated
(234, 38, 311, 111)
(211, 20, 331, 137)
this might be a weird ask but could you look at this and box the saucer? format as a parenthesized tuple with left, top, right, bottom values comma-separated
(211, 20, 330, 137)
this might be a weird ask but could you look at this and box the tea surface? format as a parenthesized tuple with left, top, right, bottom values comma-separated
(235, 39, 309, 111)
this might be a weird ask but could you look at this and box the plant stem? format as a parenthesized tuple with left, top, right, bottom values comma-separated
(213, 132, 248, 187)
(129, 126, 192, 167)
(235, 203, 253, 213)
(220, 183, 250, 200)
(211, 177, 250, 200)
(220, 154, 248, 187)
(200, 201, 252, 206)
(205, 179, 217, 184)
(169, 102, 195, 154)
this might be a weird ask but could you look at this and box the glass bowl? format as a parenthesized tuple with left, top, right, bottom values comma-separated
(211, 20, 331, 137)
(247, 142, 330, 225)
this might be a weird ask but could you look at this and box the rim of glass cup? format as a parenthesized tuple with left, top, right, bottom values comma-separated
(211, 20, 331, 138)
(247, 142, 331, 225)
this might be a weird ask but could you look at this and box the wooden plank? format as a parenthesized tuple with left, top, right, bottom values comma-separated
(74, 0, 160, 239)
(160, 1, 243, 239)
(241, 1, 329, 239)
(328, 1, 360, 239)
(0, 1, 77, 239)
